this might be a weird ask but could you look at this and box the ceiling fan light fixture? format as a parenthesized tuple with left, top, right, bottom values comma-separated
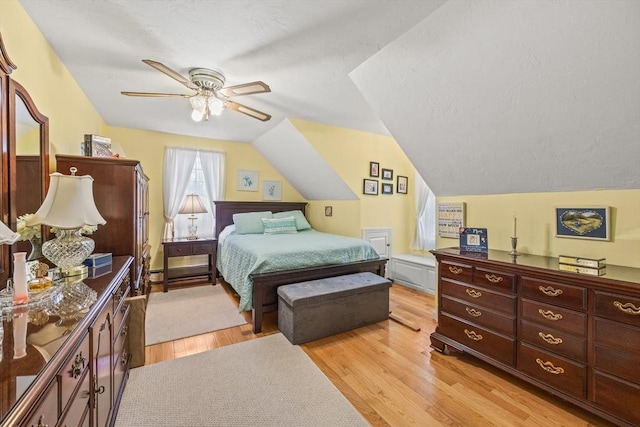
(208, 97, 224, 116)
(189, 95, 206, 112)
(191, 108, 205, 122)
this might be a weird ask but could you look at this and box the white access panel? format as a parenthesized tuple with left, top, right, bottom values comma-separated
(362, 228, 391, 277)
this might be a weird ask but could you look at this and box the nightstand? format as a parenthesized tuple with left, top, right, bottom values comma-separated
(161, 237, 217, 292)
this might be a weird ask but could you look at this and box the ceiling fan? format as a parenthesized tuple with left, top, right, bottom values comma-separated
(121, 59, 271, 122)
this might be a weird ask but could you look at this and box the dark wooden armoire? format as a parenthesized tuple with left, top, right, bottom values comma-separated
(56, 154, 150, 295)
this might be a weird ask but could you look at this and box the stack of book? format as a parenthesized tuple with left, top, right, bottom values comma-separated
(558, 255, 606, 276)
(81, 134, 112, 157)
(83, 253, 113, 278)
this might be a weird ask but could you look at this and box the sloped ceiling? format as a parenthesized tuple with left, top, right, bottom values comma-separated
(350, 0, 640, 196)
(254, 119, 356, 200)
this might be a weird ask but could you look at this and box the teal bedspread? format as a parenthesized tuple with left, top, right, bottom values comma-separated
(218, 229, 380, 311)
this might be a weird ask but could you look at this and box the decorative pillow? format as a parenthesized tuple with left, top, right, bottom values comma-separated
(273, 210, 312, 231)
(232, 211, 273, 234)
(261, 217, 298, 235)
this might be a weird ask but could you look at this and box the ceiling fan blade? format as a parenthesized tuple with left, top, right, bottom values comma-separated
(226, 101, 271, 122)
(121, 91, 191, 98)
(218, 81, 271, 97)
(141, 59, 198, 90)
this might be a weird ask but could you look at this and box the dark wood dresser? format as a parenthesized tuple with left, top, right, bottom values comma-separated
(1, 256, 133, 427)
(56, 155, 151, 296)
(430, 248, 640, 427)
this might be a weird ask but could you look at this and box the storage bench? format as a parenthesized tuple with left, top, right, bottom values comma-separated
(277, 272, 392, 345)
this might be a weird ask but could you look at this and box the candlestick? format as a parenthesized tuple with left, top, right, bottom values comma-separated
(510, 237, 519, 257)
(512, 214, 517, 238)
(12, 252, 28, 305)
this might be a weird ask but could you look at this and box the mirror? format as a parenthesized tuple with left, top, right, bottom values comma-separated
(8, 79, 49, 268)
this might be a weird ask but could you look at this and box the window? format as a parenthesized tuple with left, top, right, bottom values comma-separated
(162, 147, 225, 240)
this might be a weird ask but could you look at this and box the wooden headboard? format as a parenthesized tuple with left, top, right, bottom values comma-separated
(213, 201, 308, 238)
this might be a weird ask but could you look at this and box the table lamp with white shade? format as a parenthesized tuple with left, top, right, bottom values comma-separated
(26, 167, 106, 277)
(178, 194, 208, 240)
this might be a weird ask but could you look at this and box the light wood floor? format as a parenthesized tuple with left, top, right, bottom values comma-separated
(145, 279, 613, 427)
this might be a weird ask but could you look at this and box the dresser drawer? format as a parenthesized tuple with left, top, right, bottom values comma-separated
(593, 371, 640, 427)
(521, 299, 586, 336)
(518, 343, 586, 399)
(59, 332, 90, 410)
(58, 368, 91, 427)
(474, 267, 515, 292)
(441, 296, 516, 336)
(114, 306, 130, 365)
(439, 313, 515, 366)
(439, 260, 473, 283)
(520, 277, 586, 311)
(595, 345, 640, 383)
(594, 291, 640, 327)
(25, 380, 58, 427)
(441, 278, 516, 315)
(594, 318, 640, 353)
(112, 290, 130, 337)
(520, 320, 586, 362)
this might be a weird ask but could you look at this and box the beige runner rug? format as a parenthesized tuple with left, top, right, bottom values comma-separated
(115, 333, 369, 426)
(145, 284, 247, 345)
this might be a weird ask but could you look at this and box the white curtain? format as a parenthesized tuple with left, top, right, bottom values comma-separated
(411, 173, 436, 251)
(197, 150, 226, 236)
(162, 148, 197, 239)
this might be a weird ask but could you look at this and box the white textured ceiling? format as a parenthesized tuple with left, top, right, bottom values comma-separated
(18, 0, 442, 143)
(17, 0, 640, 197)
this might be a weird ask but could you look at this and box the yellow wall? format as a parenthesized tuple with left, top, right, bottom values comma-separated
(106, 126, 304, 269)
(437, 190, 640, 268)
(291, 119, 416, 254)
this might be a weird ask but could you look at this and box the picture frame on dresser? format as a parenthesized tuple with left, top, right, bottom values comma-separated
(555, 206, 610, 241)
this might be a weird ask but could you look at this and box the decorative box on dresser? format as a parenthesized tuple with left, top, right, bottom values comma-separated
(0, 256, 133, 427)
(430, 248, 640, 427)
(56, 155, 151, 296)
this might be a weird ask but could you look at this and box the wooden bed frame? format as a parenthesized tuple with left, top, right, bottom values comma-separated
(214, 201, 388, 333)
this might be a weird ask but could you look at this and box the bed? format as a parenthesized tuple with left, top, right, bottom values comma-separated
(214, 201, 388, 333)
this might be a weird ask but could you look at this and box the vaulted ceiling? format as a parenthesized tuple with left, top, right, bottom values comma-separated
(19, 0, 640, 197)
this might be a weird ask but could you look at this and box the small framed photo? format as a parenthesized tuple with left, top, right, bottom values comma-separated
(382, 183, 393, 194)
(397, 176, 408, 194)
(369, 161, 380, 177)
(382, 168, 393, 180)
(237, 170, 258, 191)
(324, 206, 333, 217)
(363, 179, 378, 195)
(262, 180, 282, 200)
(555, 206, 610, 241)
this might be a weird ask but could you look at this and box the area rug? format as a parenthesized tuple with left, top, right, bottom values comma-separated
(145, 285, 247, 345)
(115, 333, 369, 426)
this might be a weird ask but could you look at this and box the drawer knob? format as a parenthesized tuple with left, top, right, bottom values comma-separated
(465, 288, 482, 298)
(538, 285, 563, 297)
(613, 301, 640, 315)
(465, 307, 482, 317)
(485, 274, 503, 283)
(535, 358, 565, 375)
(463, 329, 483, 341)
(538, 332, 563, 345)
(538, 309, 563, 321)
(33, 415, 48, 427)
(70, 351, 86, 379)
(448, 266, 463, 275)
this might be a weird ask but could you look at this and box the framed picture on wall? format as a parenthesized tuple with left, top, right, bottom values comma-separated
(363, 179, 378, 195)
(369, 161, 380, 177)
(397, 176, 408, 194)
(555, 206, 610, 240)
(262, 180, 282, 200)
(382, 183, 393, 194)
(237, 170, 258, 191)
(382, 168, 393, 180)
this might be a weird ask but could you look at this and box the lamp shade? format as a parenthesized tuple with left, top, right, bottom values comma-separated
(178, 194, 208, 215)
(26, 171, 106, 228)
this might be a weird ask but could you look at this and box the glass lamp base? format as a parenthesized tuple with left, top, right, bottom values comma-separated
(42, 228, 95, 273)
(187, 222, 198, 240)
